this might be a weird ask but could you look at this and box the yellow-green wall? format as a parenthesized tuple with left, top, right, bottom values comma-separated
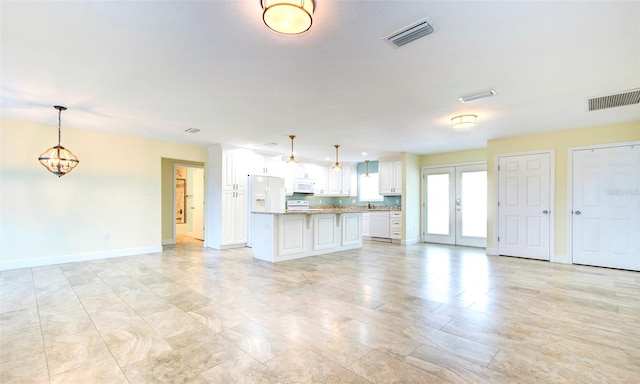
(0, 120, 207, 270)
(487, 121, 640, 257)
(415, 122, 639, 259)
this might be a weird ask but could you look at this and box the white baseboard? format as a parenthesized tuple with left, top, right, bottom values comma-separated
(162, 238, 176, 245)
(0, 246, 163, 271)
(551, 253, 571, 264)
(402, 237, 420, 245)
(486, 248, 498, 256)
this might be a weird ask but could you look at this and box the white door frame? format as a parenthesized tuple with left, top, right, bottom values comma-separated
(495, 150, 555, 261)
(172, 163, 205, 245)
(567, 140, 640, 265)
(421, 161, 486, 245)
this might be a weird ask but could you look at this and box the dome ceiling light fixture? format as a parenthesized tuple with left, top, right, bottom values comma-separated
(451, 114, 478, 130)
(332, 144, 342, 172)
(287, 135, 298, 163)
(38, 105, 79, 177)
(261, 0, 315, 35)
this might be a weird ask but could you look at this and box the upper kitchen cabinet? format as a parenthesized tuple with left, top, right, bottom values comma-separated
(328, 164, 355, 196)
(314, 165, 329, 195)
(295, 162, 317, 179)
(222, 150, 248, 191)
(379, 160, 402, 195)
(249, 154, 284, 177)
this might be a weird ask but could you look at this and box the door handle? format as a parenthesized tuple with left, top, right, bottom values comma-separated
(542, 210, 549, 214)
(575, 210, 581, 215)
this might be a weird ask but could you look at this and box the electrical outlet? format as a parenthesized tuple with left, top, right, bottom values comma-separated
(352, 199, 356, 203)
(319, 200, 322, 204)
(103, 232, 110, 240)
(396, 199, 399, 204)
(339, 200, 342, 204)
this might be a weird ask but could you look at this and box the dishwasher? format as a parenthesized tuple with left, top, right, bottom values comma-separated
(369, 211, 390, 241)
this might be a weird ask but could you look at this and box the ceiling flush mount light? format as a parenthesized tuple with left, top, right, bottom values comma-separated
(451, 114, 477, 130)
(261, 0, 315, 35)
(332, 144, 342, 171)
(459, 90, 496, 103)
(287, 135, 297, 163)
(38, 105, 79, 177)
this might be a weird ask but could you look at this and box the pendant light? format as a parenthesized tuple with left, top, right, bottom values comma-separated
(38, 105, 79, 177)
(261, 0, 315, 35)
(332, 144, 342, 171)
(287, 135, 297, 163)
(364, 160, 371, 177)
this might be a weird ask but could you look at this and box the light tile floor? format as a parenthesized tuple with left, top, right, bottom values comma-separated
(1, 241, 639, 383)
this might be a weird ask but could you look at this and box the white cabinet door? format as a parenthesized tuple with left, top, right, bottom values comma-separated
(279, 215, 306, 255)
(498, 153, 551, 260)
(223, 151, 248, 190)
(362, 213, 370, 237)
(313, 215, 336, 250)
(393, 161, 402, 194)
(314, 165, 329, 195)
(327, 167, 342, 195)
(379, 161, 402, 195)
(342, 214, 362, 246)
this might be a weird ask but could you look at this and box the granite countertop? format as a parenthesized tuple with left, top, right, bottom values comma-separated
(283, 206, 400, 214)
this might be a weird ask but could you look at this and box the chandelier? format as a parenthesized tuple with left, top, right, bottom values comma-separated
(38, 105, 79, 177)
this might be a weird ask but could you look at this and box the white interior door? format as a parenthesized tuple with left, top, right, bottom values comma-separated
(424, 164, 487, 247)
(572, 144, 640, 271)
(498, 153, 551, 260)
(192, 168, 205, 240)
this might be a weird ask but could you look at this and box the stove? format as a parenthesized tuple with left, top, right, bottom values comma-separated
(286, 200, 310, 211)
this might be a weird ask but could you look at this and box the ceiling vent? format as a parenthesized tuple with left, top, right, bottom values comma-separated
(459, 90, 496, 103)
(384, 18, 435, 48)
(588, 88, 640, 111)
(184, 128, 200, 133)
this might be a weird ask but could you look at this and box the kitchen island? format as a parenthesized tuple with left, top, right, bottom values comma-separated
(250, 210, 363, 263)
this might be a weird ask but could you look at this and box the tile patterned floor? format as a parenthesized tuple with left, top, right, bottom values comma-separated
(1, 241, 639, 383)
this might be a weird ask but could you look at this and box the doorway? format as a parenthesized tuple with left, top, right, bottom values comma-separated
(423, 163, 487, 247)
(175, 165, 204, 244)
(570, 142, 640, 271)
(497, 152, 553, 260)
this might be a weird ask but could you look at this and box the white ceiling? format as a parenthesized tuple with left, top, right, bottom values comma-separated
(2, 1, 639, 163)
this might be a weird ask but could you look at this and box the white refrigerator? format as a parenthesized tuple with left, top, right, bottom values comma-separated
(248, 175, 286, 213)
(247, 175, 286, 247)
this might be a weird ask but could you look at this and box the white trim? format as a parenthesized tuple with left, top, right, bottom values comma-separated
(172, 163, 206, 247)
(162, 238, 175, 246)
(495, 150, 555, 261)
(486, 247, 498, 256)
(566, 140, 640, 266)
(0, 246, 163, 271)
(422, 161, 486, 170)
(402, 237, 421, 245)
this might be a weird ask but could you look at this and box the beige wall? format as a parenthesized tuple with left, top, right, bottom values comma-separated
(0, 120, 207, 270)
(421, 148, 487, 167)
(486, 121, 640, 258)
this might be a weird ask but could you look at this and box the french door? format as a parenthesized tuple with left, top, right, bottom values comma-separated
(571, 143, 640, 271)
(497, 153, 551, 260)
(423, 164, 487, 247)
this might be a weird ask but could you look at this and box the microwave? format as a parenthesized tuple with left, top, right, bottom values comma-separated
(293, 179, 315, 194)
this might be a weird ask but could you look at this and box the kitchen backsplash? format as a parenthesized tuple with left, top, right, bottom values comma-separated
(287, 194, 401, 207)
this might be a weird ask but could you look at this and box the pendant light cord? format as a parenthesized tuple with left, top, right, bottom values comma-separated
(57, 108, 62, 146)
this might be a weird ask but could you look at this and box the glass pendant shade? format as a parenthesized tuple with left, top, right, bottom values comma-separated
(262, 0, 314, 35)
(38, 105, 79, 177)
(38, 145, 79, 177)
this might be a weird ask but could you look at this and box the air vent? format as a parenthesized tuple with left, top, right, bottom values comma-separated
(184, 128, 200, 133)
(588, 88, 640, 111)
(384, 18, 435, 48)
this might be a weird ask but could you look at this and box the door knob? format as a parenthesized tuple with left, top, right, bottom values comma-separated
(542, 210, 549, 214)
(575, 210, 581, 215)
